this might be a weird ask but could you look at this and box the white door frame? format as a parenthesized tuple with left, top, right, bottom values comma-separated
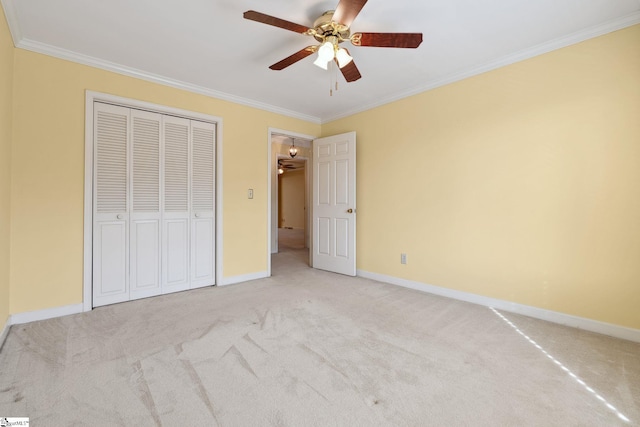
(268, 128, 316, 275)
(83, 91, 224, 312)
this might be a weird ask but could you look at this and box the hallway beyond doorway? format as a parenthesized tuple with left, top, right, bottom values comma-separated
(278, 227, 305, 251)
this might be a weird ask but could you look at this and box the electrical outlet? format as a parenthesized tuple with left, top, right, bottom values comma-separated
(248, 189, 254, 199)
(401, 253, 407, 264)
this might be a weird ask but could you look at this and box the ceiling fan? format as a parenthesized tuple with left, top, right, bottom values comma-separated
(243, 0, 423, 83)
(278, 159, 297, 168)
(278, 159, 302, 174)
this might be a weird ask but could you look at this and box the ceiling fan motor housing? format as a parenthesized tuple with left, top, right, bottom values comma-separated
(312, 10, 351, 43)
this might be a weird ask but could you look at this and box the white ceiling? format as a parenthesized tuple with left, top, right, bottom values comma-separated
(2, 0, 639, 123)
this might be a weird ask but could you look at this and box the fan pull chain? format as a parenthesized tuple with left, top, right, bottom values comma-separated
(328, 61, 339, 96)
(330, 60, 334, 96)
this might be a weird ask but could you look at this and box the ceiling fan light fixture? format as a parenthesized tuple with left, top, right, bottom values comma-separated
(317, 40, 335, 61)
(335, 48, 353, 68)
(313, 56, 329, 70)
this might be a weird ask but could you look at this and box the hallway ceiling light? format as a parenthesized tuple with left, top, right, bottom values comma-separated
(289, 138, 298, 158)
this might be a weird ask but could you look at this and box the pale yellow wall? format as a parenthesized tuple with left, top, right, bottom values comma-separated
(279, 169, 306, 229)
(322, 25, 640, 329)
(9, 49, 320, 314)
(0, 7, 14, 330)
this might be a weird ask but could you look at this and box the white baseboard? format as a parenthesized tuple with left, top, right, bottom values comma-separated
(219, 271, 269, 286)
(357, 270, 640, 343)
(4, 270, 270, 329)
(10, 303, 84, 325)
(0, 316, 10, 350)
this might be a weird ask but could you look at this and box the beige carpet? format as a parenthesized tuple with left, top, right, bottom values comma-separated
(278, 227, 305, 250)
(1, 247, 639, 426)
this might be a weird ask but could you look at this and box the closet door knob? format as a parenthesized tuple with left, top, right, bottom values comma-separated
(195, 213, 200, 218)
(117, 214, 123, 219)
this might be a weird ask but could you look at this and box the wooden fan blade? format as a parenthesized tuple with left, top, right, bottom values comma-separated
(351, 32, 423, 48)
(269, 47, 316, 70)
(332, 0, 368, 28)
(243, 10, 310, 34)
(336, 53, 362, 82)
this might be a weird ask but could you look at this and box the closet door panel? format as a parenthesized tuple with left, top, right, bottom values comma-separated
(130, 219, 160, 293)
(191, 217, 214, 286)
(163, 217, 189, 289)
(94, 220, 127, 301)
(93, 103, 130, 307)
(130, 110, 162, 299)
(162, 116, 191, 293)
(190, 121, 216, 288)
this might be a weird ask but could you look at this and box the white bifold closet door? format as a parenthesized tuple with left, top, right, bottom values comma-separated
(93, 102, 215, 308)
(93, 104, 131, 307)
(130, 109, 162, 300)
(162, 115, 190, 293)
(189, 121, 216, 288)
(161, 116, 216, 292)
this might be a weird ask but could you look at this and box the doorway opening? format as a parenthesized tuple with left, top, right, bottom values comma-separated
(277, 155, 307, 251)
(268, 129, 315, 275)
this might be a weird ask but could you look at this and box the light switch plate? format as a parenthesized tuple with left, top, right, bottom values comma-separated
(248, 189, 254, 199)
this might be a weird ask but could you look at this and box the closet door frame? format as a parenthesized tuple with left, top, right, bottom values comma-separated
(83, 91, 223, 312)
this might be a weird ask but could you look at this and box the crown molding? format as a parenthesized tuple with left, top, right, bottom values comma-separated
(14, 38, 322, 124)
(320, 11, 640, 123)
(1, 0, 22, 45)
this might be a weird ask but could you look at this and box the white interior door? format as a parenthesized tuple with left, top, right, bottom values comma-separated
(312, 132, 356, 276)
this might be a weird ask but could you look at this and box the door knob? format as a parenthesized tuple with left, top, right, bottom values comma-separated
(117, 214, 123, 219)
(347, 209, 353, 213)
(195, 213, 200, 218)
